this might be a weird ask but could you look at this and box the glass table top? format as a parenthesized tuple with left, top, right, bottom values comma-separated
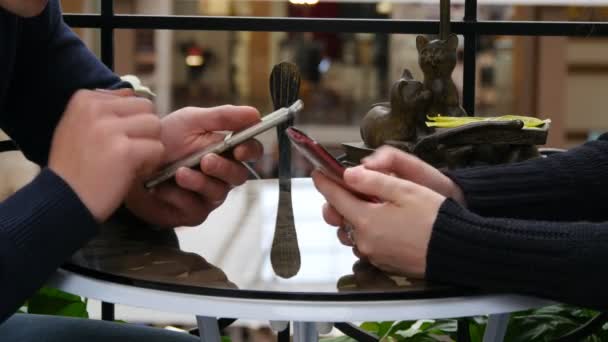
(66, 179, 473, 301)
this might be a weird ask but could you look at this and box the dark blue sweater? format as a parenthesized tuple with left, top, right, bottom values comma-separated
(0, 1, 128, 322)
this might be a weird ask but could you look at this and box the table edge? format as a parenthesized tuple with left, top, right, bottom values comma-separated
(49, 268, 558, 322)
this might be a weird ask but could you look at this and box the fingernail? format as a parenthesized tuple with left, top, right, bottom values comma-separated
(203, 154, 218, 171)
(344, 167, 362, 184)
(363, 154, 378, 164)
(178, 167, 193, 180)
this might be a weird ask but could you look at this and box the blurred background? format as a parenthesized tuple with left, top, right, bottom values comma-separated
(56, 1, 608, 339)
(63, 0, 608, 179)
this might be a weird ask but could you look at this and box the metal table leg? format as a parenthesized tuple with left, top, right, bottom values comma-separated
(293, 322, 318, 342)
(278, 324, 290, 342)
(196, 316, 221, 342)
(458, 318, 471, 342)
(101, 302, 114, 321)
(483, 313, 510, 342)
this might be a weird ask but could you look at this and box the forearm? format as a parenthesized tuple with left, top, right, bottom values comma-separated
(445, 135, 608, 221)
(3, 0, 129, 166)
(0, 169, 98, 323)
(427, 199, 608, 310)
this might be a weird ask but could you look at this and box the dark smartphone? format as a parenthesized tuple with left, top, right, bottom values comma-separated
(286, 127, 380, 203)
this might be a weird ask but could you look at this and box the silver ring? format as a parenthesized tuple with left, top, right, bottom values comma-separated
(344, 223, 355, 245)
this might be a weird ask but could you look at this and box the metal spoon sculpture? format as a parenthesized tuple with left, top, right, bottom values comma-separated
(269, 62, 302, 278)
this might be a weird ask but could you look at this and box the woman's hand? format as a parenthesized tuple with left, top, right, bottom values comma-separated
(313, 166, 446, 278)
(362, 146, 465, 205)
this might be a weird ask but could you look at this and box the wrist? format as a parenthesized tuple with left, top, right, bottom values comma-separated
(47, 165, 102, 222)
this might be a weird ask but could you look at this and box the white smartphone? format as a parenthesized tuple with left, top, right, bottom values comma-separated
(144, 99, 304, 189)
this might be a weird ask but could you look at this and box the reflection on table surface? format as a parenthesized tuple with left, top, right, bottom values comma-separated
(68, 179, 463, 299)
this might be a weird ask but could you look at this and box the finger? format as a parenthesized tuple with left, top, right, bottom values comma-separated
(337, 228, 354, 247)
(362, 146, 425, 180)
(121, 114, 161, 139)
(200, 154, 249, 187)
(95, 88, 136, 98)
(110, 96, 156, 117)
(232, 139, 264, 162)
(181, 105, 261, 133)
(353, 247, 368, 261)
(312, 170, 370, 226)
(175, 167, 231, 203)
(153, 185, 211, 225)
(343, 166, 415, 205)
(128, 139, 165, 176)
(322, 202, 343, 227)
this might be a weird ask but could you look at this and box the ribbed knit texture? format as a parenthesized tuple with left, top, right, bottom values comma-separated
(427, 134, 608, 309)
(445, 134, 608, 222)
(0, 169, 98, 323)
(0, 1, 128, 323)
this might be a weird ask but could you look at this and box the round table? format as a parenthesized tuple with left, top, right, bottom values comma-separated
(48, 178, 555, 342)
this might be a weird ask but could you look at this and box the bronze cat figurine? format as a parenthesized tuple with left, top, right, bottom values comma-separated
(360, 69, 431, 149)
(417, 34, 467, 117)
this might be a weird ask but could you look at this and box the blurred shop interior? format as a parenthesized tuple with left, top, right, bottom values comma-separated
(62, 0, 608, 178)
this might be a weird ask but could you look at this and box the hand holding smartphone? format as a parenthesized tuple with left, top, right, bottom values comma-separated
(144, 100, 304, 189)
(286, 127, 381, 203)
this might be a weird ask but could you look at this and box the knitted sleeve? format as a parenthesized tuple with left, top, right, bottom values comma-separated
(445, 134, 608, 221)
(427, 199, 608, 310)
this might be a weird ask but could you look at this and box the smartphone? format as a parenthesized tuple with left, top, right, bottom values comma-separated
(286, 126, 380, 203)
(144, 100, 304, 189)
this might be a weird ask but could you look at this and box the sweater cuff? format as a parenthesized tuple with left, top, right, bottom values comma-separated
(1, 167, 98, 255)
(426, 198, 574, 295)
(443, 163, 553, 217)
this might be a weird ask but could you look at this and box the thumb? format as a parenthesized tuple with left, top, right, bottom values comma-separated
(343, 166, 415, 205)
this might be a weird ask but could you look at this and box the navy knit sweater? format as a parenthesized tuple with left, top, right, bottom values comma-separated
(429, 133, 608, 310)
(0, 1, 128, 322)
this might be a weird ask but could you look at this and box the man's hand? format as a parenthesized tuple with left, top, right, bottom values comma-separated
(49, 89, 164, 222)
(313, 166, 446, 278)
(125, 105, 264, 228)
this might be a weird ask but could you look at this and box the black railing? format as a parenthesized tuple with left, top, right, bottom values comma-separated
(63, 0, 608, 115)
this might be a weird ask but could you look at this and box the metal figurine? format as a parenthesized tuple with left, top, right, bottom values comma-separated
(343, 0, 549, 169)
(269, 62, 302, 279)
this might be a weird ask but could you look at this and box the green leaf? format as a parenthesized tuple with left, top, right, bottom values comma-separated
(426, 320, 457, 334)
(504, 305, 599, 342)
(392, 320, 440, 340)
(27, 287, 88, 318)
(221, 336, 232, 342)
(383, 321, 417, 339)
(360, 321, 381, 334)
(468, 319, 486, 342)
(377, 321, 396, 337)
(35, 287, 84, 302)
